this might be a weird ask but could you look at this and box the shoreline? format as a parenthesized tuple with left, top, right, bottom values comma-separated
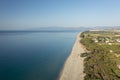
(58, 32, 85, 80)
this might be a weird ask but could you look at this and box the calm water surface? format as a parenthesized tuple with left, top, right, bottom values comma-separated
(0, 32, 78, 80)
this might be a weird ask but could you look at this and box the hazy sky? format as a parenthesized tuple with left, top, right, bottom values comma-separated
(0, 0, 120, 30)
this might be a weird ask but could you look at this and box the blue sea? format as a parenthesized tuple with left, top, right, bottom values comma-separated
(0, 31, 78, 80)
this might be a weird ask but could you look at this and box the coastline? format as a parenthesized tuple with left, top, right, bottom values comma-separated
(58, 32, 85, 80)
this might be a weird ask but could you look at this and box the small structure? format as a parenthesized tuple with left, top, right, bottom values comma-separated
(108, 43, 112, 45)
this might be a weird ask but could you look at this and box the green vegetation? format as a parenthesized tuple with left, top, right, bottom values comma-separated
(80, 31, 120, 80)
(101, 44, 120, 54)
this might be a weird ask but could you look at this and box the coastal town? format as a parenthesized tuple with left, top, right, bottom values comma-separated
(81, 30, 120, 44)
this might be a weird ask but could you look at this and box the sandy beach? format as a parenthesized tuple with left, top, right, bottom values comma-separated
(59, 33, 85, 80)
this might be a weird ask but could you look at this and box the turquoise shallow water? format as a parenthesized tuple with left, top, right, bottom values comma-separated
(0, 31, 78, 80)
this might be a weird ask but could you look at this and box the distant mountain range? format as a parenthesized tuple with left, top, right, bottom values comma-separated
(90, 26, 120, 31)
(0, 27, 91, 32)
(0, 26, 120, 32)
